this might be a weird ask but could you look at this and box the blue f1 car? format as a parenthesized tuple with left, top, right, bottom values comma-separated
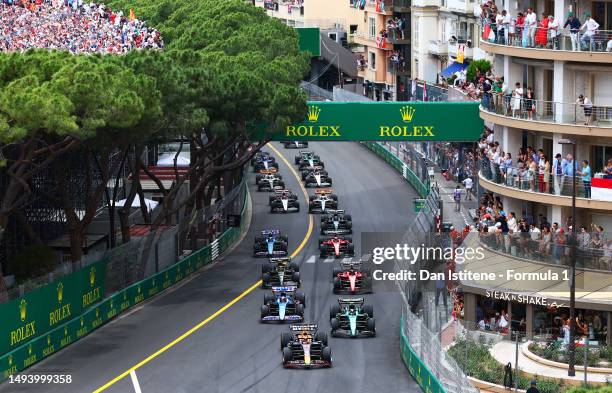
(261, 286, 305, 322)
(253, 230, 288, 257)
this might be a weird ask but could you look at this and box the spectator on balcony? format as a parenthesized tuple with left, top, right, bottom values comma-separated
(511, 82, 523, 117)
(548, 15, 560, 49)
(580, 13, 599, 51)
(552, 153, 566, 195)
(540, 226, 552, 256)
(604, 158, 612, 179)
(553, 228, 566, 263)
(495, 10, 505, 44)
(607, 36, 612, 52)
(515, 12, 525, 46)
(523, 87, 535, 120)
(579, 160, 592, 198)
(525, 8, 537, 47)
(563, 154, 575, 189)
(564, 12, 581, 51)
(576, 94, 593, 125)
(508, 15, 517, 46)
(535, 12, 549, 48)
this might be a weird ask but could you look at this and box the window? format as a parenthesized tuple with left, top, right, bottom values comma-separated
(413, 18, 419, 45)
(441, 18, 446, 42)
(350, 24, 358, 34)
(369, 51, 376, 70)
(369, 17, 376, 38)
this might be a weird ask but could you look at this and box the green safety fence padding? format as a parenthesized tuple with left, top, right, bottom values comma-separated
(0, 186, 248, 380)
(400, 316, 446, 393)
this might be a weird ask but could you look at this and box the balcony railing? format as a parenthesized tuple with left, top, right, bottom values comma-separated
(365, 0, 392, 13)
(428, 40, 449, 55)
(478, 230, 612, 272)
(479, 156, 612, 201)
(481, 92, 612, 128)
(392, 0, 410, 9)
(480, 23, 612, 53)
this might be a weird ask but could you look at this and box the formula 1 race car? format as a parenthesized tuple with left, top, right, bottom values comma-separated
(262, 257, 300, 288)
(252, 155, 279, 173)
(304, 170, 332, 188)
(280, 324, 332, 368)
(320, 210, 352, 235)
(332, 261, 373, 294)
(253, 230, 288, 257)
(294, 151, 324, 169)
(281, 141, 309, 149)
(261, 286, 305, 323)
(300, 166, 327, 180)
(308, 189, 338, 214)
(329, 298, 376, 337)
(251, 151, 274, 167)
(319, 235, 354, 259)
(256, 170, 285, 191)
(269, 188, 300, 213)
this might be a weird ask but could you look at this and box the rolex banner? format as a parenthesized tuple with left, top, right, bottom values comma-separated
(258, 101, 483, 141)
(0, 259, 107, 357)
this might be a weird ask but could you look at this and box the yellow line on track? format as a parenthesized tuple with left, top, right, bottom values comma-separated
(93, 143, 313, 393)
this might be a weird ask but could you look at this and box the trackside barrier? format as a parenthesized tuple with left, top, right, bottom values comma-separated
(361, 142, 430, 198)
(0, 186, 249, 380)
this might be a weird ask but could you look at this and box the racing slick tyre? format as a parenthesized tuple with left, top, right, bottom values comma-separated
(322, 347, 332, 364)
(288, 262, 299, 272)
(270, 206, 275, 213)
(294, 156, 300, 165)
(280, 235, 289, 243)
(281, 332, 293, 349)
(330, 318, 339, 333)
(315, 331, 328, 346)
(272, 163, 279, 169)
(344, 236, 353, 243)
(301, 171, 307, 180)
(268, 196, 275, 205)
(344, 214, 352, 221)
(295, 202, 300, 212)
(255, 174, 262, 184)
(261, 305, 269, 318)
(330, 194, 338, 201)
(262, 264, 272, 274)
(318, 236, 330, 248)
(282, 347, 293, 363)
(367, 317, 376, 334)
(332, 267, 342, 277)
(296, 303, 305, 317)
(264, 294, 275, 304)
(261, 273, 271, 288)
(308, 195, 315, 201)
(318, 160, 324, 167)
(333, 277, 341, 293)
(364, 304, 374, 318)
(292, 271, 300, 285)
(257, 185, 263, 192)
(329, 304, 340, 320)
(327, 178, 333, 186)
(278, 181, 285, 188)
(295, 291, 306, 306)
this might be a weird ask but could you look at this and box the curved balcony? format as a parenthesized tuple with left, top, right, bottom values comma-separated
(478, 24, 612, 63)
(478, 165, 612, 211)
(479, 93, 612, 137)
(351, 32, 394, 51)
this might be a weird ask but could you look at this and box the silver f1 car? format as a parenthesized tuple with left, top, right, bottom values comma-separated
(256, 170, 285, 191)
(303, 170, 332, 188)
(294, 151, 324, 170)
(261, 286, 305, 323)
(300, 166, 327, 180)
(281, 324, 332, 368)
(320, 210, 352, 235)
(269, 188, 300, 213)
(329, 298, 376, 337)
(262, 257, 300, 288)
(308, 189, 338, 213)
(253, 230, 288, 257)
(282, 141, 309, 149)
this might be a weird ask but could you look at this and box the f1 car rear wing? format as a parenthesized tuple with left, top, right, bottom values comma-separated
(262, 229, 281, 236)
(323, 209, 345, 215)
(338, 298, 364, 305)
(259, 168, 278, 174)
(269, 257, 291, 263)
(271, 286, 297, 293)
(273, 187, 290, 194)
(314, 188, 333, 195)
(290, 324, 318, 332)
(340, 261, 362, 269)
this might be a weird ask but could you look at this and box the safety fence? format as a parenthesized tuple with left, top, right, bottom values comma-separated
(0, 184, 249, 380)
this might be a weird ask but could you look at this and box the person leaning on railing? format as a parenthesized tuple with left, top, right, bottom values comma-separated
(563, 12, 581, 51)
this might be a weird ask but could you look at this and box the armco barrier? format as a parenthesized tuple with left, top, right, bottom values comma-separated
(400, 315, 445, 393)
(0, 188, 249, 380)
(361, 142, 429, 198)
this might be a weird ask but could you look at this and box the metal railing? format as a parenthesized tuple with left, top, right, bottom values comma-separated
(480, 23, 612, 53)
(481, 92, 612, 128)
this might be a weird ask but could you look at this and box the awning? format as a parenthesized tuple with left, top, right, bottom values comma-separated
(440, 61, 469, 78)
(157, 154, 190, 167)
(112, 198, 158, 211)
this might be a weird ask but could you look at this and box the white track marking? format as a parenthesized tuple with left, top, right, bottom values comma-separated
(130, 370, 142, 393)
(305, 255, 316, 264)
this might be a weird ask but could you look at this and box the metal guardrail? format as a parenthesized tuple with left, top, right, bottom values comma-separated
(480, 23, 612, 53)
(481, 92, 612, 128)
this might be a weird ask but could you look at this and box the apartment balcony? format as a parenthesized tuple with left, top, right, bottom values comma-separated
(259, 0, 304, 21)
(479, 94, 612, 137)
(479, 24, 612, 63)
(387, 61, 410, 76)
(428, 40, 448, 56)
(412, 0, 441, 7)
(364, 0, 393, 15)
(478, 165, 612, 211)
(447, 40, 473, 60)
(351, 32, 394, 50)
(391, 0, 410, 11)
(386, 29, 410, 45)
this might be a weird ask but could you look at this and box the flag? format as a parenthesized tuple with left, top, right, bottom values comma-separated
(457, 44, 465, 64)
(129, 9, 135, 21)
(592, 178, 612, 201)
(411, 79, 417, 98)
(423, 82, 428, 101)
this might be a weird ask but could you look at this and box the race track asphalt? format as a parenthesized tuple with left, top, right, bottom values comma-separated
(1, 142, 421, 393)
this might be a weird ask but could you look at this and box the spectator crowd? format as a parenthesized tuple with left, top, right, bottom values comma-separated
(0, 0, 163, 54)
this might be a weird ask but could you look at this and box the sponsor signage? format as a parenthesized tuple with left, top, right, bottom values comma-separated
(261, 102, 482, 141)
(485, 290, 566, 308)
